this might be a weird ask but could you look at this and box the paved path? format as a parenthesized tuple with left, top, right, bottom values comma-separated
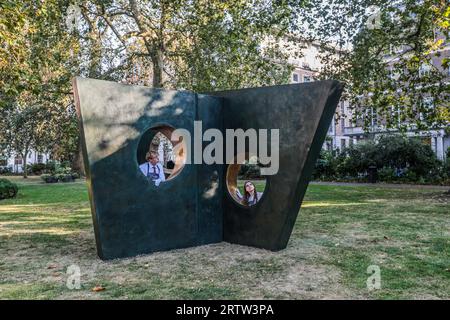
(310, 181, 450, 190)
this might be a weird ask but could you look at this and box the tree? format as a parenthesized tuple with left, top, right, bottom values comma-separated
(75, 0, 301, 91)
(295, 0, 449, 130)
(0, 105, 50, 178)
(1, 1, 80, 104)
(2, 1, 307, 176)
(0, 1, 82, 175)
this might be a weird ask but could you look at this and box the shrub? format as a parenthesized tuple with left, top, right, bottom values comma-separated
(41, 174, 58, 183)
(55, 173, 66, 182)
(0, 178, 18, 200)
(41, 167, 78, 183)
(71, 172, 80, 179)
(45, 161, 57, 173)
(439, 155, 450, 185)
(238, 164, 263, 180)
(55, 166, 73, 175)
(0, 166, 13, 175)
(59, 174, 74, 183)
(313, 150, 338, 180)
(313, 134, 447, 185)
(378, 167, 396, 182)
(31, 163, 46, 175)
(376, 135, 439, 178)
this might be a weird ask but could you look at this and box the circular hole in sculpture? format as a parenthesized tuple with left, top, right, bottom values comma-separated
(137, 125, 186, 186)
(226, 156, 267, 207)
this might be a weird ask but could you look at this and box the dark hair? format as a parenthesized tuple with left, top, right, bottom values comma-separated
(242, 181, 258, 206)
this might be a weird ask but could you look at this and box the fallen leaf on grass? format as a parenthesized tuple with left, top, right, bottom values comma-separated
(92, 286, 105, 292)
(47, 264, 58, 269)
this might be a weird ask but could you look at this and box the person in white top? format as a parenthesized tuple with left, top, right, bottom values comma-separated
(139, 152, 166, 186)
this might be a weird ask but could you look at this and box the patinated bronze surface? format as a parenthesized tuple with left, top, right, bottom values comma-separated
(73, 77, 342, 260)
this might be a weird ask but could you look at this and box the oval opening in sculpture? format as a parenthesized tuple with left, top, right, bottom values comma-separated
(226, 155, 267, 207)
(137, 125, 187, 185)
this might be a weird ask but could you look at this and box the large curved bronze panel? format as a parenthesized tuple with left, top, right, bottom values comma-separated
(210, 81, 343, 250)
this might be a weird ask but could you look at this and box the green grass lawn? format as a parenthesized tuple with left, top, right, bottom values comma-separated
(0, 178, 449, 299)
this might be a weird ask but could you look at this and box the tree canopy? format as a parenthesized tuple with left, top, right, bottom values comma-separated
(1, 0, 448, 173)
(1, 1, 81, 176)
(296, 0, 450, 131)
(74, 0, 301, 91)
(0, 0, 303, 170)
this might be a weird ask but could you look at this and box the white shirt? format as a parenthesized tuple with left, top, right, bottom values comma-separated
(139, 162, 166, 186)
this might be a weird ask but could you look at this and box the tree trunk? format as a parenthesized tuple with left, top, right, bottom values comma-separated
(71, 138, 85, 176)
(129, 0, 164, 88)
(22, 151, 28, 179)
(151, 48, 164, 88)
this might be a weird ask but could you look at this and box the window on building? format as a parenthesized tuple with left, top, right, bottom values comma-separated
(389, 44, 405, 55)
(341, 139, 346, 149)
(14, 157, 22, 165)
(37, 154, 43, 164)
(340, 118, 345, 131)
(349, 139, 354, 147)
(371, 108, 378, 127)
(292, 73, 299, 83)
(420, 97, 434, 121)
(423, 97, 434, 109)
(0, 159, 7, 166)
(303, 76, 312, 82)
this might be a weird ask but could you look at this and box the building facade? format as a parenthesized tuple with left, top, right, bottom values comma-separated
(341, 31, 450, 161)
(289, 41, 450, 161)
(288, 42, 352, 152)
(0, 151, 51, 173)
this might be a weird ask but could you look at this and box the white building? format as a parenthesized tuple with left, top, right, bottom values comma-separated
(0, 151, 51, 173)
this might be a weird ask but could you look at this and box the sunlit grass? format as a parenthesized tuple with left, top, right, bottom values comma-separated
(301, 201, 369, 208)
